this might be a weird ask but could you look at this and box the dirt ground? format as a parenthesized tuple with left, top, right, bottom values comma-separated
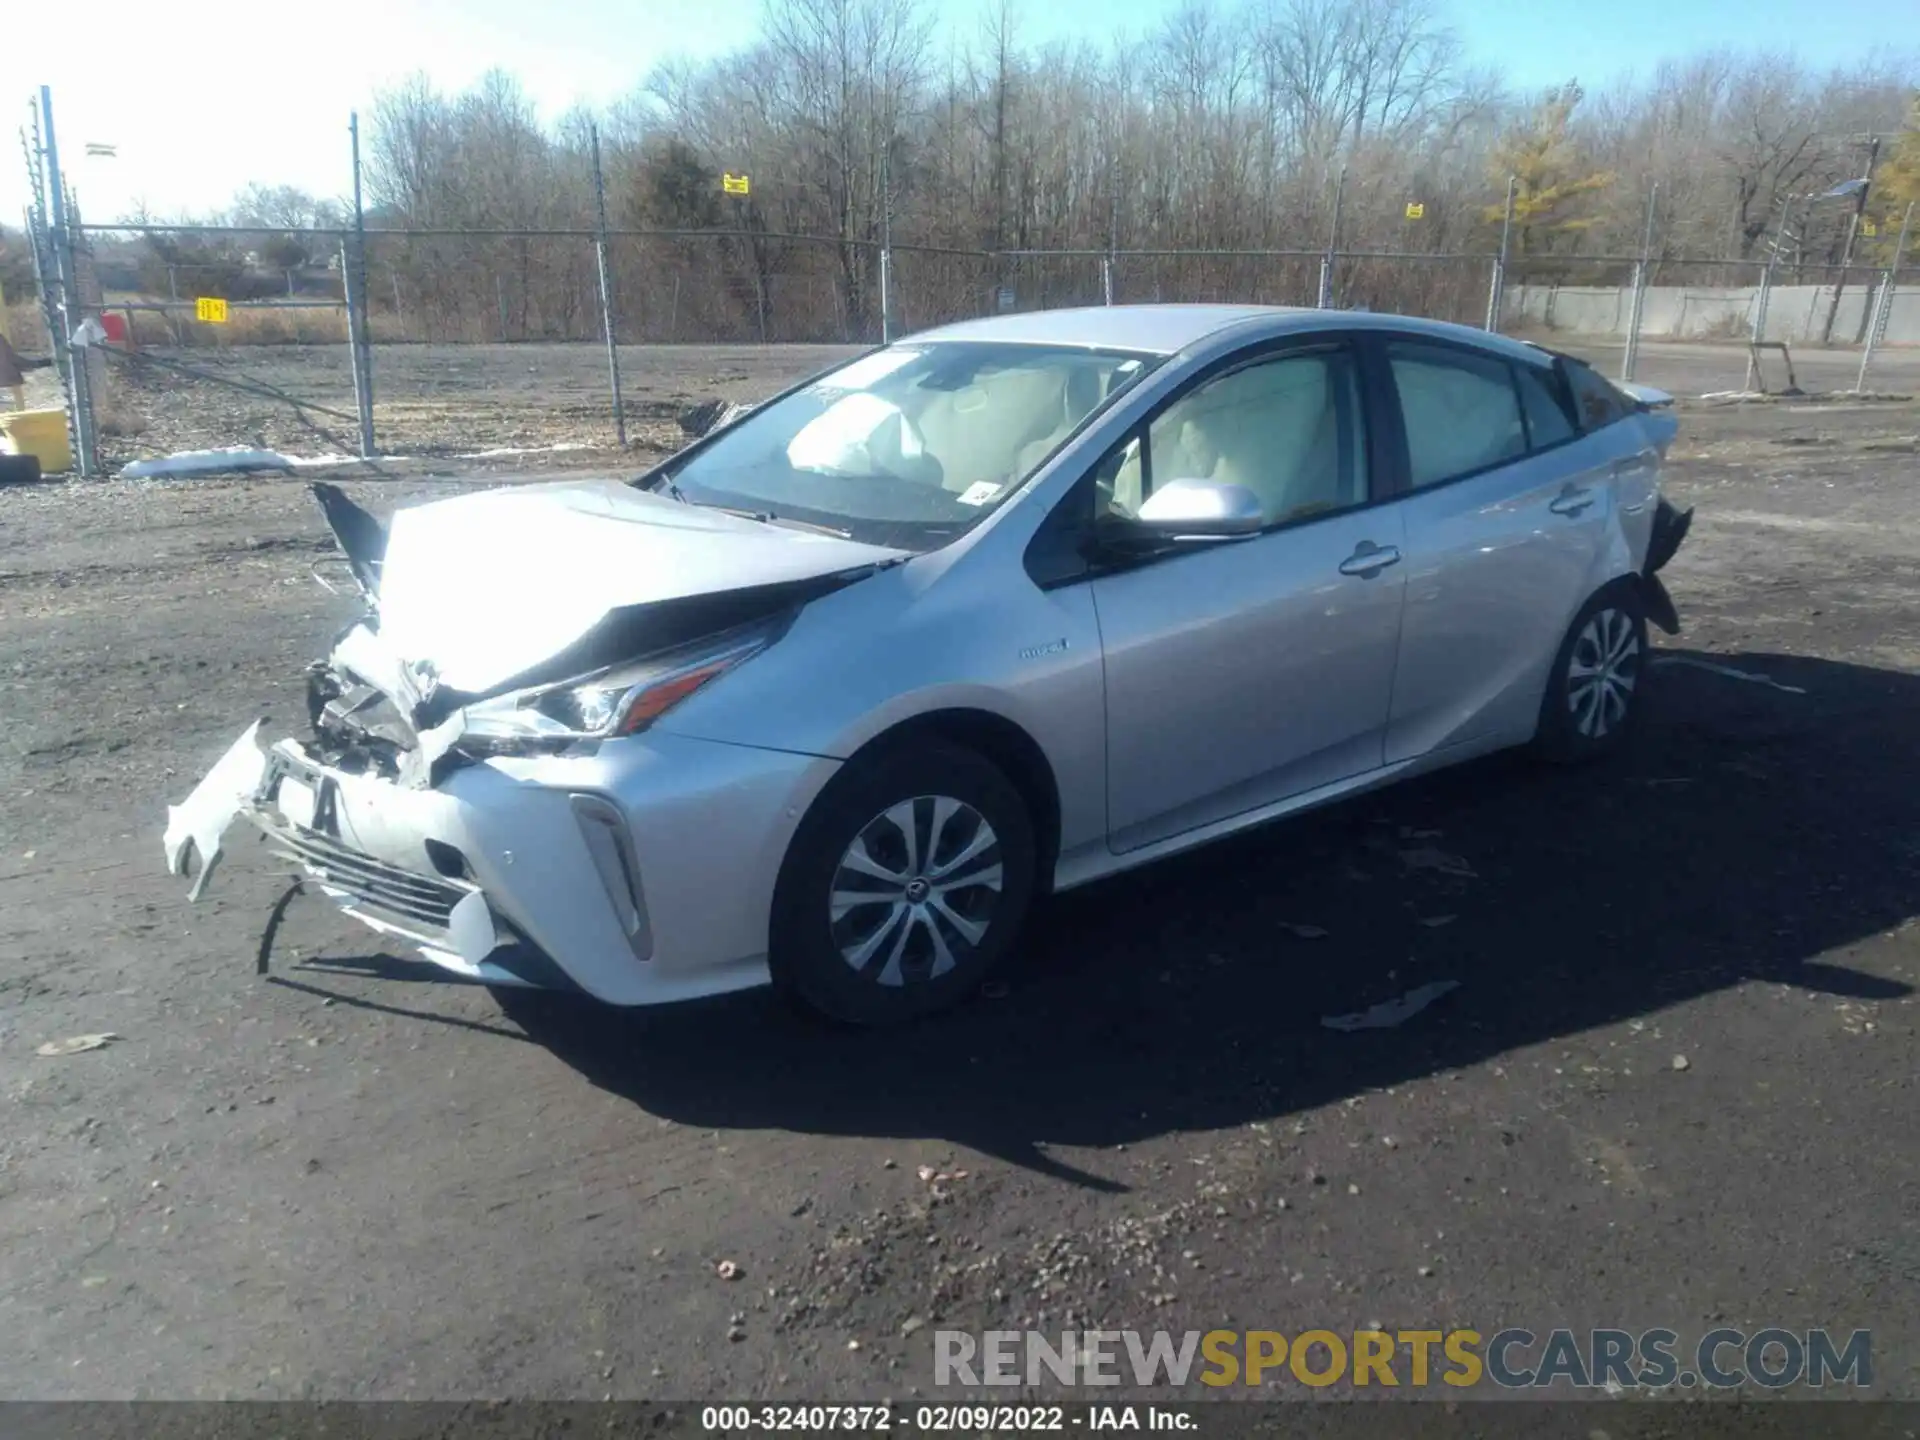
(2, 341, 1919, 1404)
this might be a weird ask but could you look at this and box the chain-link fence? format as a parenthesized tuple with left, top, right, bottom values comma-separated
(19, 92, 1920, 476)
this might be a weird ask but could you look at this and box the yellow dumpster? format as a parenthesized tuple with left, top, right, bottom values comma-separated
(0, 408, 72, 475)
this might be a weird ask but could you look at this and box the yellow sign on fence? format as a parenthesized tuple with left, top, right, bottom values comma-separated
(1861, 219, 1878, 237)
(195, 296, 229, 324)
(1405, 201, 1426, 220)
(722, 173, 751, 196)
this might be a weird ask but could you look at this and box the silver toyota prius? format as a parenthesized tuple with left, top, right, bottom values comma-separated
(164, 305, 1692, 1023)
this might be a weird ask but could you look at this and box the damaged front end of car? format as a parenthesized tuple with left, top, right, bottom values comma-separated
(162, 479, 894, 994)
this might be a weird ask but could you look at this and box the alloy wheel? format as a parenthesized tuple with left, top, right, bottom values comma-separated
(1567, 605, 1641, 739)
(829, 796, 1004, 987)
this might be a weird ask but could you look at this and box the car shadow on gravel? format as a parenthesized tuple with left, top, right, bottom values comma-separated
(488, 647, 1917, 1187)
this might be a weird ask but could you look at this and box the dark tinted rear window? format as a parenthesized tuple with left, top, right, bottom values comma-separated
(1563, 359, 1634, 431)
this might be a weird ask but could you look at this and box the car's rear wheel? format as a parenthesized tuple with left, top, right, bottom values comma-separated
(770, 743, 1036, 1025)
(1535, 583, 1648, 763)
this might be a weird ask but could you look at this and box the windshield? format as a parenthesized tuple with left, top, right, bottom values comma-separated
(647, 341, 1158, 551)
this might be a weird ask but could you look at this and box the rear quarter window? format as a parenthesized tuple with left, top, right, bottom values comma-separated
(1562, 359, 1635, 431)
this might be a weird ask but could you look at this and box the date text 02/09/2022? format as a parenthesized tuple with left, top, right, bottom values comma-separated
(699, 1406, 1195, 1431)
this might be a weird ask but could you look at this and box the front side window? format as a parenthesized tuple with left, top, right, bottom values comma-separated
(1097, 349, 1367, 528)
(1387, 340, 1527, 489)
(648, 342, 1155, 551)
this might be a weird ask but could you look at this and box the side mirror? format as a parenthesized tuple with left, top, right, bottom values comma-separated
(1133, 478, 1265, 540)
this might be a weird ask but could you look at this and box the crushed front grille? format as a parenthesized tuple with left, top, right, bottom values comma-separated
(252, 814, 476, 941)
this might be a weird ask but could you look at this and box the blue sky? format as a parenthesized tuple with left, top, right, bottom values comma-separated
(3, 0, 1902, 224)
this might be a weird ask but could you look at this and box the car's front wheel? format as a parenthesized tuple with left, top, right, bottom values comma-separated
(770, 742, 1037, 1024)
(1534, 582, 1649, 763)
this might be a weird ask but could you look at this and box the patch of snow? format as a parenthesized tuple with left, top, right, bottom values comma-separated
(121, 447, 296, 480)
(120, 438, 602, 480)
(120, 446, 376, 480)
(461, 441, 595, 459)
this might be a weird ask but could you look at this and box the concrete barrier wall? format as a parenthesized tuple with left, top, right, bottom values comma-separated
(1502, 281, 1920, 345)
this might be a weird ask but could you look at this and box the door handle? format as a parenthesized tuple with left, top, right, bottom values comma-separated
(1338, 542, 1402, 578)
(1549, 487, 1594, 518)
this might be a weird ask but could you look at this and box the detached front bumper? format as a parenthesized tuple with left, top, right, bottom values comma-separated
(162, 724, 839, 1006)
(1640, 496, 1694, 636)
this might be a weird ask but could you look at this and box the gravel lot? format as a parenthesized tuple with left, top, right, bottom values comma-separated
(2, 340, 1919, 1404)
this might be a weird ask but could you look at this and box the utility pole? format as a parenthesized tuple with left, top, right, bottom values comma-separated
(1821, 133, 1881, 346)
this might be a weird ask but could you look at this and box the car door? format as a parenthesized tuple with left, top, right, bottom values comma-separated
(1376, 335, 1617, 763)
(1081, 339, 1409, 854)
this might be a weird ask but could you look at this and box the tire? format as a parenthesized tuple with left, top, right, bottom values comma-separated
(770, 742, 1037, 1025)
(1534, 582, 1649, 764)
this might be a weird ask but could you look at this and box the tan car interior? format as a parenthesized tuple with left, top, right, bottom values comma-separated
(1388, 352, 1527, 487)
(1111, 354, 1361, 525)
(911, 360, 1111, 498)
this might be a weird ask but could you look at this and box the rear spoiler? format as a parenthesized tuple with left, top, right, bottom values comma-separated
(1530, 343, 1675, 413)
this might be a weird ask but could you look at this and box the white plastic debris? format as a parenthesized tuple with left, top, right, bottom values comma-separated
(1321, 980, 1460, 1032)
(37, 1033, 119, 1057)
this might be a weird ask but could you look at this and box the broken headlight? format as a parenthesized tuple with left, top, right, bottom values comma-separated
(456, 624, 775, 752)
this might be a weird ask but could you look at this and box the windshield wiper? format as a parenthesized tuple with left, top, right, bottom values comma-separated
(761, 512, 853, 539)
(647, 479, 853, 538)
(685, 498, 853, 539)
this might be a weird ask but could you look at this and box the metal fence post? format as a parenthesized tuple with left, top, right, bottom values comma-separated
(1102, 253, 1114, 305)
(1318, 166, 1345, 309)
(347, 112, 376, 457)
(339, 238, 370, 451)
(878, 144, 895, 343)
(1743, 257, 1775, 393)
(1484, 175, 1516, 331)
(38, 87, 97, 478)
(589, 124, 627, 446)
(1620, 182, 1657, 383)
(1858, 201, 1913, 393)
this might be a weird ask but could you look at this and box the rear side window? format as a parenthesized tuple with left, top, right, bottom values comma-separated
(1514, 364, 1577, 449)
(1387, 341, 1526, 489)
(1563, 359, 1633, 431)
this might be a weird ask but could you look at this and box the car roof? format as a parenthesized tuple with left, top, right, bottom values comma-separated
(905, 304, 1305, 354)
(903, 303, 1556, 366)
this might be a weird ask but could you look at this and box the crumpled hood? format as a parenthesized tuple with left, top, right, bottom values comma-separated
(371, 479, 905, 695)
